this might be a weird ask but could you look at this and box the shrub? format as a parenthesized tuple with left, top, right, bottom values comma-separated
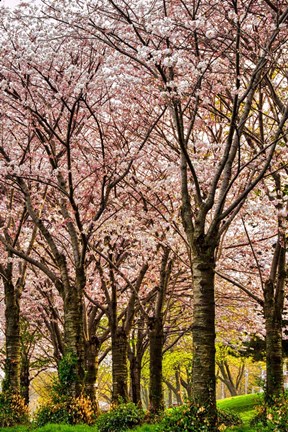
(96, 402, 144, 432)
(157, 403, 212, 432)
(34, 401, 69, 426)
(251, 393, 288, 431)
(157, 401, 242, 432)
(217, 409, 242, 428)
(53, 353, 79, 399)
(68, 395, 96, 425)
(35, 395, 96, 426)
(0, 392, 29, 427)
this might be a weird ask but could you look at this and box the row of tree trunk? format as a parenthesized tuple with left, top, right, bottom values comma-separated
(2, 248, 174, 415)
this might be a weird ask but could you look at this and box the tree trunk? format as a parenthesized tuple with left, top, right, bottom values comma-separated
(129, 323, 146, 407)
(3, 281, 21, 394)
(163, 378, 182, 405)
(217, 361, 238, 397)
(181, 143, 218, 427)
(20, 354, 30, 405)
(63, 290, 85, 397)
(191, 246, 217, 426)
(85, 336, 99, 410)
(129, 350, 142, 406)
(175, 367, 183, 404)
(263, 234, 286, 403)
(141, 386, 149, 410)
(168, 387, 173, 407)
(149, 316, 164, 414)
(111, 327, 129, 403)
(264, 282, 284, 401)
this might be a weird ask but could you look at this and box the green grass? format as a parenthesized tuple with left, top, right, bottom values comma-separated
(37, 426, 98, 432)
(0, 426, 99, 432)
(217, 393, 262, 413)
(0, 394, 263, 432)
(217, 393, 262, 431)
(124, 426, 157, 432)
(0, 427, 31, 432)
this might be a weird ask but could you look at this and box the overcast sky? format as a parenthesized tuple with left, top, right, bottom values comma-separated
(1, 0, 38, 7)
(2, 0, 23, 6)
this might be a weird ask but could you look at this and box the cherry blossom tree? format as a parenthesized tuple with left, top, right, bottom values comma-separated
(0, 2, 288, 426)
(0, 5, 163, 400)
(51, 0, 288, 424)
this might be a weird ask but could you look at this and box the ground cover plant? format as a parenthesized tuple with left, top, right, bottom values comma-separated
(0, 392, 29, 428)
(250, 392, 288, 432)
(96, 402, 145, 432)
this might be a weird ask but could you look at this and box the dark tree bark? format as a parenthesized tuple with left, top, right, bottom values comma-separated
(264, 238, 286, 402)
(149, 248, 173, 415)
(111, 327, 129, 402)
(63, 287, 86, 397)
(20, 353, 30, 405)
(129, 348, 142, 406)
(190, 242, 217, 418)
(3, 279, 21, 394)
(128, 319, 147, 406)
(99, 255, 148, 404)
(149, 315, 164, 414)
(84, 336, 100, 408)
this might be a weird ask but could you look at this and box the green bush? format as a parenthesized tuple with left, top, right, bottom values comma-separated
(217, 408, 242, 428)
(96, 402, 144, 432)
(35, 352, 96, 426)
(157, 403, 212, 432)
(53, 353, 79, 399)
(251, 393, 288, 431)
(35, 402, 70, 426)
(35, 395, 96, 426)
(157, 402, 242, 432)
(0, 392, 29, 427)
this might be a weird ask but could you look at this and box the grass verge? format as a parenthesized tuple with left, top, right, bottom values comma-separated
(218, 393, 261, 431)
(0, 393, 263, 432)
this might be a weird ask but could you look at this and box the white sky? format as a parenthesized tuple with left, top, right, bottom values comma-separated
(2, 0, 23, 6)
(1, 0, 38, 7)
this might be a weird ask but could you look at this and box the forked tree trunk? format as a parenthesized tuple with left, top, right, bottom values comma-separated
(180, 144, 218, 427)
(191, 245, 217, 426)
(149, 316, 164, 414)
(181, 372, 193, 399)
(163, 377, 183, 405)
(3, 280, 21, 394)
(111, 327, 129, 403)
(217, 360, 242, 397)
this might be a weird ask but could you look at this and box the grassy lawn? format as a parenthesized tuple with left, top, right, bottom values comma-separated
(217, 393, 261, 431)
(0, 426, 98, 432)
(0, 394, 263, 432)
